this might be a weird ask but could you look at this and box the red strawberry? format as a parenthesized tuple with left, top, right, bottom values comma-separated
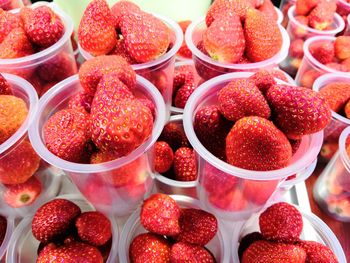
(291, 15, 309, 39)
(289, 139, 302, 154)
(159, 122, 190, 151)
(296, 240, 338, 263)
(0, 9, 22, 43)
(173, 147, 197, 181)
(177, 20, 192, 58)
(68, 91, 93, 113)
(44, 109, 92, 163)
(21, 6, 64, 48)
(243, 180, 279, 204)
(244, 8, 282, 62)
(242, 240, 307, 263)
(140, 193, 181, 236)
(238, 232, 264, 260)
(176, 208, 217, 246)
(266, 84, 332, 139)
(226, 116, 292, 171)
(111, 0, 141, 29)
(121, 12, 170, 63)
(173, 65, 195, 94)
(218, 79, 271, 121)
(174, 82, 196, 108)
(129, 233, 171, 263)
(3, 176, 42, 208)
(78, 0, 117, 56)
(138, 97, 156, 118)
(259, 0, 278, 21)
(170, 242, 215, 263)
(32, 199, 81, 243)
(75, 211, 112, 246)
(308, 0, 336, 30)
(318, 82, 350, 112)
(269, 69, 289, 82)
(248, 70, 276, 93)
(0, 74, 11, 95)
(309, 41, 334, 64)
(40, 82, 57, 97)
(295, 0, 318, 15)
(154, 141, 174, 173)
(289, 39, 305, 59)
(0, 215, 6, 246)
(81, 175, 114, 206)
(0, 27, 33, 59)
(334, 36, 350, 60)
(203, 13, 245, 63)
(299, 69, 322, 89)
(209, 188, 247, 211)
(109, 38, 136, 64)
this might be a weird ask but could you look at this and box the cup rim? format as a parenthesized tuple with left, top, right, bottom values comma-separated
(338, 0, 350, 8)
(288, 5, 345, 36)
(78, 13, 183, 71)
(185, 17, 290, 70)
(0, 216, 14, 260)
(339, 126, 350, 171)
(0, 73, 38, 155)
(28, 74, 166, 173)
(275, 6, 283, 25)
(183, 71, 324, 181)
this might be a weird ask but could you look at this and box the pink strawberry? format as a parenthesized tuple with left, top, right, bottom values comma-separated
(0, 73, 12, 95)
(111, 0, 141, 29)
(308, 0, 337, 30)
(154, 141, 174, 173)
(289, 39, 305, 59)
(309, 41, 334, 64)
(299, 69, 322, 89)
(67, 92, 93, 113)
(159, 122, 190, 151)
(0, 27, 33, 59)
(334, 36, 350, 60)
(170, 242, 215, 263)
(248, 70, 276, 93)
(318, 82, 350, 112)
(238, 232, 264, 260)
(0, 9, 22, 43)
(174, 82, 196, 108)
(258, 0, 278, 21)
(203, 163, 238, 195)
(341, 58, 350, 72)
(109, 38, 136, 64)
(243, 180, 279, 205)
(173, 147, 197, 181)
(296, 0, 318, 15)
(296, 240, 338, 263)
(173, 65, 195, 94)
(177, 21, 192, 58)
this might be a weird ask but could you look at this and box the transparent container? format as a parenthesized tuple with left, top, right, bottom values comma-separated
(231, 204, 347, 263)
(345, 14, 350, 36)
(28, 74, 166, 216)
(185, 17, 290, 81)
(337, 0, 350, 33)
(275, 7, 284, 25)
(118, 195, 230, 263)
(0, 2, 77, 96)
(0, 0, 23, 10)
(183, 72, 324, 221)
(6, 194, 119, 263)
(0, 216, 14, 262)
(0, 73, 62, 218)
(279, 0, 296, 27)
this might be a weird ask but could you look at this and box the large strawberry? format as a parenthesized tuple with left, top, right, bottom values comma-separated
(334, 36, 350, 60)
(296, 240, 338, 263)
(154, 141, 174, 173)
(67, 91, 94, 114)
(318, 82, 350, 112)
(248, 70, 276, 93)
(258, 0, 278, 21)
(0, 9, 22, 43)
(173, 147, 197, 181)
(308, 0, 337, 30)
(159, 122, 190, 151)
(309, 41, 334, 64)
(0, 27, 33, 59)
(109, 38, 136, 64)
(295, 0, 318, 15)
(111, 0, 141, 29)
(174, 82, 197, 109)
(170, 242, 215, 263)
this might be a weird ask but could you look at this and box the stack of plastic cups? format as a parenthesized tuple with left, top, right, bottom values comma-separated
(6, 194, 119, 263)
(279, 0, 296, 27)
(183, 72, 324, 221)
(0, 74, 61, 219)
(118, 195, 230, 263)
(28, 75, 166, 217)
(0, 0, 23, 10)
(279, 6, 344, 77)
(314, 126, 350, 222)
(0, 216, 14, 262)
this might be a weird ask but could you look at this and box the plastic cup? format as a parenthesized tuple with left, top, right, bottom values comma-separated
(118, 194, 230, 263)
(231, 203, 347, 263)
(0, 73, 62, 218)
(0, 216, 14, 262)
(314, 126, 350, 222)
(279, 0, 296, 27)
(183, 72, 324, 221)
(275, 7, 284, 25)
(28, 74, 166, 216)
(0, 2, 77, 97)
(6, 194, 119, 263)
(185, 17, 290, 81)
(337, 0, 350, 33)
(345, 14, 350, 35)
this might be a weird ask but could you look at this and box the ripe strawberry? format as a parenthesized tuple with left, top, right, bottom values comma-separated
(248, 70, 276, 93)
(0, 27, 33, 59)
(291, 15, 309, 39)
(269, 69, 289, 82)
(266, 84, 332, 139)
(203, 13, 245, 63)
(296, 240, 338, 263)
(170, 242, 215, 263)
(37, 241, 103, 263)
(238, 232, 264, 260)
(154, 141, 174, 173)
(109, 38, 136, 64)
(140, 193, 181, 236)
(3, 176, 42, 208)
(295, 0, 318, 15)
(68, 91, 93, 113)
(334, 36, 350, 60)
(259, 0, 278, 21)
(244, 8, 282, 62)
(174, 82, 196, 108)
(129, 233, 171, 263)
(289, 39, 305, 59)
(341, 58, 350, 72)
(308, 0, 337, 30)
(299, 69, 322, 89)
(159, 122, 190, 151)
(111, 0, 141, 29)
(81, 175, 114, 206)
(44, 109, 91, 163)
(0, 74, 11, 95)
(318, 82, 350, 112)
(173, 65, 195, 94)
(242, 240, 307, 263)
(177, 20, 192, 58)
(32, 199, 81, 243)
(138, 97, 156, 118)
(0, 215, 6, 246)
(78, 0, 117, 56)
(75, 211, 112, 246)
(325, 62, 348, 72)
(0, 9, 22, 43)
(218, 79, 271, 121)
(173, 147, 197, 181)
(209, 187, 248, 211)
(176, 208, 217, 246)
(309, 41, 334, 64)
(289, 139, 302, 154)
(243, 180, 279, 204)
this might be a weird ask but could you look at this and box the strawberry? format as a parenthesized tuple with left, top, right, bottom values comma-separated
(173, 147, 197, 181)
(308, 0, 337, 30)
(242, 240, 307, 263)
(289, 39, 305, 59)
(75, 211, 112, 246)
(111, 0, 141, 29)
(226, 116, 292, 171)
(170, 242, 215, 263)
(325, 62, 348, 72)
(67, 92, 93, 113)
(295, 0, 318, 15)
(203, 13, 245, 63)
(259, 202, 303, 242)
(266, 84, 332, 139)
(345, 100, 350, 118)
(309, 41, 334, 64)
(3, 176, 42, 208)
(177, 21, 192, 58)
(32, 199, 81, 243)
(78, 0, 117, 56)
(334, 36, 350, 60)
(176, 208, 217, 246)
(0, 215, 6, 246)
(244, 8, 282, 62)
(209, 187, 247, 211)
(37, 241, 103, 263)
(318, 82, 350, 112)
(248, 70, 276, 93)
(291, 15, 309, 39)
(290, 139, 302, 154)
(0, 74, 11, 95)
(269, 69, 289, 83)
(0, 9, 22, 43)
(341, 58, 350, 72)
(154, 141, 174, 173)
(44, 109, 92, 163)
(218, 79, 271, 121)
(173, 65, 195, 94)
(40, 82, 57, 97)
(174, 82, 196, 108)
(258, 0, 278, 21)
(238, 232, 264, 260)
(159, 122, 190, 151)
(21, 6, 64, 48)
(129, 233, 171, 263)
(109, 38, 136, 64)
(138, 97, 156, 118)
(243, 180, 279, 204)
(81, 175, 114, 206)
(140, 193, 181, 236)
(299, 69, 322, 89)
(296, 240, 338, 263)
(0, 27, 33, 59)
(98, 238, 112, 262)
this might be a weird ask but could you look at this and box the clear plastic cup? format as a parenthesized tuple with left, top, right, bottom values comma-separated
(0, 216, 14, 262)
(280, 6, 344, 77)
(185, 17, 290, 81)
(28, 74, 166, 216)
(6, 194, 119, 263)
(231, 203, 347, 263)
(345, 14, 350, 35)
(0, 73, 62, 218)
(314, 126, 350, 222)
(0, 2, 77, 96)
(337, 0, 350, 33)
(154, 115, 197, 198)
(118, 195, 230, 263)
(0, 0, 23, 10)
(279, 0, 296, 27)
(183, 72, 324, 221)
(275, 7, 284, 25)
